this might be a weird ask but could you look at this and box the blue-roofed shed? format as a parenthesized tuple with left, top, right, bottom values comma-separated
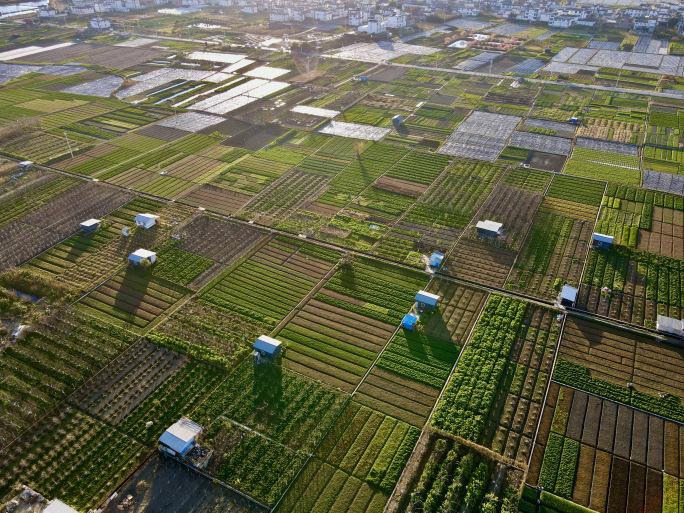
(402, 314, 418, 330)
(429, 251, 444, 268)
(415, 290, 440, 311)
(592, 233, 613, 249)
(253, 335, 282, 359)
(559, 285, 578, 308)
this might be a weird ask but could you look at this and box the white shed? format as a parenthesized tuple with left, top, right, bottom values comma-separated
(476, 220, 503, 237)
(80, 218, 101, 232)
(128, 249, 157, 266)
(134, 213, 160, 229)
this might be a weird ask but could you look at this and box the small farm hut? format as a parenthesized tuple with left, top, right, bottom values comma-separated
(592, 233, 613, 249)
(253, 335, 282, 360)
(392, 115, 403, 125)
(17, 161, 33, 171)
(402, 313, 418, 330)
(44, 500, 79, 513)
(128, 249, 156, 266)
(415, 290, 440, 311)
(429, 251, 444, 268)
(80, 218, 101, 232)
(158, 417, 202, 458)
(134, 213, 160, 229)
(656, 315, 684, 337)
(476, 220, 503, 238)
(559, 285, 578, 308)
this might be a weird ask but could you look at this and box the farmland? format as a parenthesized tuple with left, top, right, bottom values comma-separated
(0, 19, 684, 513)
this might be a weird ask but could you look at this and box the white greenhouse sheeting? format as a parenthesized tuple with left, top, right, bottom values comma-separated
(115, 38, 158, 47)
(0, 42, 74, 61)
(186, 51, 247, 63)
(319, 121, 391, 141)
(190, 78, 269, 110)
(222, 59, 255, 72)
(156, 112, 226, 132)
(116, 69, 215, 98)
(292, 105, 340, 118)
(244, 66, 290, 79)
(64, 75, 123, 97)
(333, 41, 439, 63)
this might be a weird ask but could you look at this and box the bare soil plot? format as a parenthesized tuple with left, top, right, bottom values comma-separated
(529, 382, 682, 513)
(69, 340, 186, 425)
(104, 455, 266, 513)
(178, 183, 252, 214)
(373, 176, 428, 197)
(527, 151, 568, 172)
(135, 124, 191, 142)
(483, 305, 561, 465)
(636, 206, 684, 260)
(223, 124, 289, 151)
(444, 238, 518, 288)
(558, 317, 684, 406)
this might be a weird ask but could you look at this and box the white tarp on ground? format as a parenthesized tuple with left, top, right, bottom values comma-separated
(186, 51, 247, 63)
(189, 79, 289, 114)
(222, 59, 255, 72)
(0, 42, 75, 61)
(319, 121, 391, 141)
(438, 111, 521, 161)
(292, 105, 340, 118)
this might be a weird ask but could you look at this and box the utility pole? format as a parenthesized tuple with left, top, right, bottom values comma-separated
(64, 132, 74, 158)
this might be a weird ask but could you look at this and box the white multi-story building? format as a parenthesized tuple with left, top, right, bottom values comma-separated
(348, 8, 368, 25)
(270, 7, 291, 21)
(314, 8, 333, 20)
(89, 16, 111, 28)
(548, 14, 578, 27)
(358, 16, 386, 33)
(386, 11, 406, 28)
(633, 16, 657, 32)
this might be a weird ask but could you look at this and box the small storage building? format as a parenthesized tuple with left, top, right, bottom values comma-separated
(429, 251, 444, 268)
(128, 249, 156, 266)
(158, 417, 202, 458)
(657, 315, 684, 337)
(415, 290, 440, 311)
(559, 285, 578, 308)
(592, 233, 613, 249)
(402, 313, 418, 330)
(80, 218, 101, 232)
(392, 114, 403, 125)
(134, 213, 160, 229)
(253, 335, 282, 360)
(476, 220, 503, 238)
(17, 161, 33, 171)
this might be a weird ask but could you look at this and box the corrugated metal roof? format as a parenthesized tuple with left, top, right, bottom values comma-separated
(430, 252, 444, 266)
(159, 418, 202, 454)
(476, 220, 503, 233)
(416, 290, 440, 305)
(130, 249, 156, 260)
(657, 314, 683, 333)
(134, 213, 160, 222)
(592, 233, 614, 244)
(560, 285, 578, 302)
(80, 218, 101, 227)
(254, 335, 282, 354)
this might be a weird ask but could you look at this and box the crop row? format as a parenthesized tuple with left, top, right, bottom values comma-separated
(546, 174, 606, 207)
(431, 295, 528, 441)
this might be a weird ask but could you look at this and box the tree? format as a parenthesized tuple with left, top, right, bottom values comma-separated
(337, 253, 355, 271)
